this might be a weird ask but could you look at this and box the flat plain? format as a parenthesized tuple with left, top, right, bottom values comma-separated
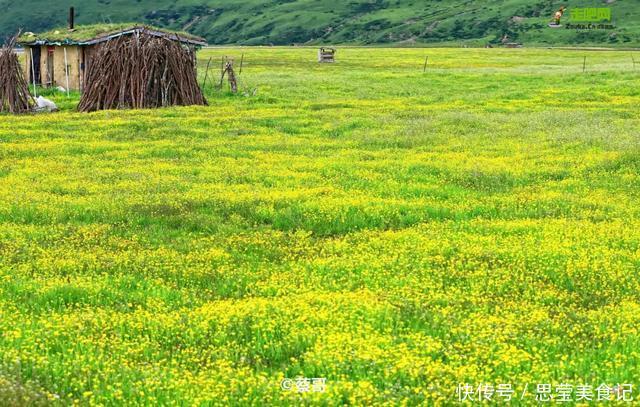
(1, 47, 639, 405)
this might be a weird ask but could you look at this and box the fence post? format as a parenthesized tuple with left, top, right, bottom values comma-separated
(202, 57, 212, 89)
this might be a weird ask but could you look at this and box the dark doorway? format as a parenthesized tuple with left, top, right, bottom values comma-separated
(46, 47, 55, 87)
(30, 47, 41, 85)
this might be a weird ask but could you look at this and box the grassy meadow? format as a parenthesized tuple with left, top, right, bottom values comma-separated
(1, 47, 640, 405)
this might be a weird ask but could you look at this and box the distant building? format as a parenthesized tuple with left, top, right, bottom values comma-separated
(18, 23, 207, 91)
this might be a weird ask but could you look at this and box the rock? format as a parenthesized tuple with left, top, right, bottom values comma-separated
(35, 96, 58, 112)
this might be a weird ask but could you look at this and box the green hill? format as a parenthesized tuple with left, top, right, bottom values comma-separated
(1, 0, 639, 47)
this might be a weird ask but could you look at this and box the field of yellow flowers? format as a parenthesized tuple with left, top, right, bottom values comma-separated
(1, 47, 639, 405)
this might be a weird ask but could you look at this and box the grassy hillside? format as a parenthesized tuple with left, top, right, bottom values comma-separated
(1, 47, 640, 404)
(1, 0, 640, 46)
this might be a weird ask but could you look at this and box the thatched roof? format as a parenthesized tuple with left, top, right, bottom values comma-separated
(17, 24, 207, 47)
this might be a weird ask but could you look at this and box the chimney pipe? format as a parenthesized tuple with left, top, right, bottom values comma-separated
(69, 7, 75, 30)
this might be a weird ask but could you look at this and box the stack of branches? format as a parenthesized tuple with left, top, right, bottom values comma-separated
(0, 35, 34, 114)
(78, 30, 207, 112)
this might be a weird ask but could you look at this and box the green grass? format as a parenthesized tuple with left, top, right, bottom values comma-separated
(2, 0, 640, 46)
(0, 47, 640, 405)
(17, 23, 204, 44)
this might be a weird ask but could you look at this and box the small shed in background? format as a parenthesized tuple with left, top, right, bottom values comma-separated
(318, 47, 336, 63)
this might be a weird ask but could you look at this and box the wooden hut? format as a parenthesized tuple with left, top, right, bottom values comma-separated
(18, 23, 207, 92)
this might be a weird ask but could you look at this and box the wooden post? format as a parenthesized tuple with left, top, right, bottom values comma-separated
(78, 48, 83, 93)
(63, 47, 70, 96)
(583, 56, 586, 73)
(227, 61, 238, 93)
(219, 56, 225, 89)
(29, 47, 37, 97)
(239, 53, 244, 75)
(632, 54, 637, 69)
(202, 57, 212, 90)
(423, 56, 429, 73)
(69, 7, 75, 30)
(78, 59, 83, 93)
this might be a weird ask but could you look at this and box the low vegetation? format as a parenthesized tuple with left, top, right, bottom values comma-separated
(17, 23, 203, 44)
(0, 48, 639, 404)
